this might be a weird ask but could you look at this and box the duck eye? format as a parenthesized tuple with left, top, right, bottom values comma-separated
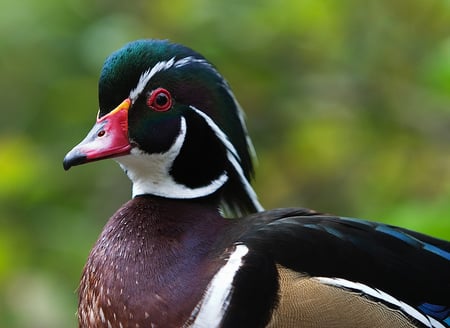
(147, 88, 172, 112)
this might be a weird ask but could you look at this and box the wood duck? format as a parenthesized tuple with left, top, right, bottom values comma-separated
(63, 39, 450, 328)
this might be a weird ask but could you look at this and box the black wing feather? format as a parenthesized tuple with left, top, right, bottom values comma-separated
(236, 209, 450, 316)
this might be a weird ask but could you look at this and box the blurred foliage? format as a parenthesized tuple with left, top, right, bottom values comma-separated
(0, 0, 449, 326)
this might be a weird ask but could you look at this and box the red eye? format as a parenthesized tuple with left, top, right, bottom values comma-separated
(146, 88, 172, 112)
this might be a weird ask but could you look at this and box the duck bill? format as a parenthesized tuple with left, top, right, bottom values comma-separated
(63, 99, 132, 170)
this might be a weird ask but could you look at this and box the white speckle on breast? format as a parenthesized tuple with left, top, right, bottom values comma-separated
(99, 307, 106, 323)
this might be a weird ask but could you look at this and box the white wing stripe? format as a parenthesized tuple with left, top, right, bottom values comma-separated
(316, 277, 445, 328)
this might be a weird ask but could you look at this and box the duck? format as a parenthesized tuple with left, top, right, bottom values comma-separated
(63, 39, 450, 328)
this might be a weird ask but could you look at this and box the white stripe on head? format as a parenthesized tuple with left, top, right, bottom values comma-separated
(188, 244, 249, 328)
(116, 117, 228, 199)
(128, 56, 212, 103)
(129, 57, 175, 102)
(316, 277, 446, 328)
(128, 50, 255, 161)
(189, 106, 263, 212)
(124, 54, 262, 208)
(221, 82, 257, 161)
(174, 56, 209, 69)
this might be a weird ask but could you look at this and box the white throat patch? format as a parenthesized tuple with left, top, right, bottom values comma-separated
(116, 117, 229, 199)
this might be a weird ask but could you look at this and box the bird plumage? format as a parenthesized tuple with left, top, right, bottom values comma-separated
(63, 39, 450, 328)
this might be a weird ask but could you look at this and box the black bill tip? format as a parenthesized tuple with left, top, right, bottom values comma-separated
(63, 149, 87, 171)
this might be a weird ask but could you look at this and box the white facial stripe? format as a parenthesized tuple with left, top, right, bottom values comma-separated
(174, 56, 209, 69)
(128, 56, 211, 103)
(129, 57, 175, 102)
(221, 82, 257, 160)
(125, 55, 262, 209)
(116, 117, 228, 199)
(316, 277, 445, 328)
(189, 244, 249, 327)
(189, 106, 264, 212)
(225, 152, 263, 211)
(128, 52, 255, 160)
(189, 106, 240, 161)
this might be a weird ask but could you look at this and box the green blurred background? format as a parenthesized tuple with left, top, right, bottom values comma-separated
(1, 0, 450, 326)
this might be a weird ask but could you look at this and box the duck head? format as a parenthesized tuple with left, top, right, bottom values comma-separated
(63, 39, 262, 216)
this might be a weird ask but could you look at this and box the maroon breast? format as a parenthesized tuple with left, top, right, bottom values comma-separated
(77, 195, 231, 328)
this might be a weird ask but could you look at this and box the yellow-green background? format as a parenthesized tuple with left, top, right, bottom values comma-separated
(1, 0, 449, 326)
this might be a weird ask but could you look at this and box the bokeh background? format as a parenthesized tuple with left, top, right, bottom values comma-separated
(1, 0, 450, 326)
